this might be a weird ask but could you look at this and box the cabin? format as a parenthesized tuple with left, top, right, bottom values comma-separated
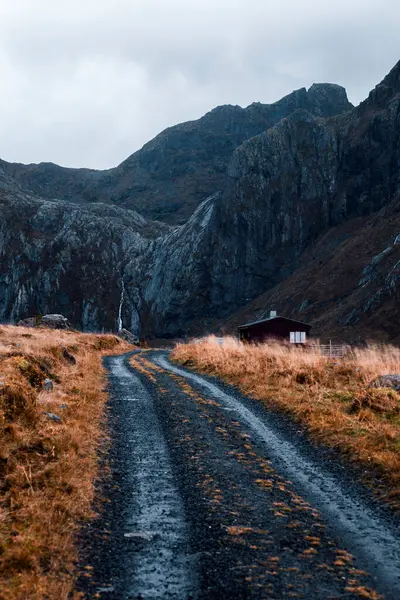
(238, 311, 311, 344)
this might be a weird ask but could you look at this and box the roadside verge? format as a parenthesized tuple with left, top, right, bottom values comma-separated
(172, 337, 400, 511)
(0, 325, 132, 600)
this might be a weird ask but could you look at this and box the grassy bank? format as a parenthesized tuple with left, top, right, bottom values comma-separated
(172, 337, 400, 510)
(0, 325, 131, 600)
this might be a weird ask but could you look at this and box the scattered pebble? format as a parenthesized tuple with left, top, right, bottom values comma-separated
(44, 378, 54, 392)
(43, 412, 62, 423)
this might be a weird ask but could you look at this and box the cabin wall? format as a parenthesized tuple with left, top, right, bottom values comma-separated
(239, 320, 311, 344)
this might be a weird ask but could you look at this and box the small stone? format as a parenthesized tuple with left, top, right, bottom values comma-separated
(43, 412, 62, 423)
(44, 378, 53, 392)
(61, 347, 76, 365)
(123, 531, 155, 541)
(59, 404, 68, 410)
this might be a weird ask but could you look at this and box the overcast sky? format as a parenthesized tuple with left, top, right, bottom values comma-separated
(0, 0, 399, 170)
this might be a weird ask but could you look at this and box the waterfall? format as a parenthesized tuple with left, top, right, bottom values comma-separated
(117, 278, 125, 331)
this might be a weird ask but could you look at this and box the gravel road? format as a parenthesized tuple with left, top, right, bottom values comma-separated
(78, 351, 400, 599)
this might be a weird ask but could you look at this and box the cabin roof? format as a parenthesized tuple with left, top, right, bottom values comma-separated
(238, 315, 311, 330)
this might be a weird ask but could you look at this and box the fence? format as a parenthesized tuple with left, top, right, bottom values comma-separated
(309, 343, 349, 358)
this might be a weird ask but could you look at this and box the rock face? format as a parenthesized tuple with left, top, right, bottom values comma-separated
(0, 84, 352, 226)
(0, 178, 169, 333)
(0, 62, 400, 341)
(140, 61, 400, 338)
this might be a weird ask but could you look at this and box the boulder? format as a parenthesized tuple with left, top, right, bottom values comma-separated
(118, 328, 139, 345)
(18, 314, 72, 330)
(369, 375, 400, 392)
(17, 317, 38, 328)
(40, 314, 72, 329)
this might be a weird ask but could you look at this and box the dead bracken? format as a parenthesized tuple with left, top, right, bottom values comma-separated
(0, 325, 132, 600)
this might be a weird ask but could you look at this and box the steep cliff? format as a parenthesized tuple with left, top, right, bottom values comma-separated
(0, 170, 169, 332)
(0, 63, 399, 341)
(0, 84, 352, 225)
(142, 60, 400, 338)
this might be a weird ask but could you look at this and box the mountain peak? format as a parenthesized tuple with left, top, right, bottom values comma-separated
(306, 82, 353, 116)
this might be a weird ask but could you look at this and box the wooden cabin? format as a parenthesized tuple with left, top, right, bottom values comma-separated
(238, 312, 311, 344)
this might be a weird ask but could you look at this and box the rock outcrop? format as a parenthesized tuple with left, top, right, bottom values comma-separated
(0, 179, 169, 334)
(1, 61, 400, 342)
(0, 84, 352, 225)
(139, 61, 400, 338)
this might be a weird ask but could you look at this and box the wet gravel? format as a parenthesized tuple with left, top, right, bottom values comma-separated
(77, 351, 400, 599)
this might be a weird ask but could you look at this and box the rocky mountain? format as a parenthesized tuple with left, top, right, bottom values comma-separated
(0, 167, 169, 332)
(225, 195, 400, 344)
(136, 61, 399, 339)
(0, 84, 352, 225)
(0, 62, 399, 342)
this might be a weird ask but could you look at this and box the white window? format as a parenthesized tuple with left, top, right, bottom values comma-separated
(290, 331, 306, 343)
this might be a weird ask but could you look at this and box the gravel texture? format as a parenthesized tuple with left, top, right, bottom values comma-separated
(78, 351, 400, 599)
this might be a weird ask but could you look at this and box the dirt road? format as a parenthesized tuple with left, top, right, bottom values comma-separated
(78, 351, 400, 599)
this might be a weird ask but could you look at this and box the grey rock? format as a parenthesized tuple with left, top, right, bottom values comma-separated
(44, 378, 53, 392)
(17, 317, 37, 327)
(118, 328, 139, 345)
(369, 375, 400, 392)
(43, 412, 62, 423)
(41, 314, 72, 329)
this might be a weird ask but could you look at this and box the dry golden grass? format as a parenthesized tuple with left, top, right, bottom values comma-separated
(172, 336, 400, 510)
(0, 325, 132, 600)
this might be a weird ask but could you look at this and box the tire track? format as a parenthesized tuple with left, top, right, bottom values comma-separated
(79, 351, 400, 599)
(149, 352, 400, 599)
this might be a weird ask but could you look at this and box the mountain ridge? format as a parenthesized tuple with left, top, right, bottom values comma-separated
(0, 82, 352, 225)
(0, 62, 399, 341)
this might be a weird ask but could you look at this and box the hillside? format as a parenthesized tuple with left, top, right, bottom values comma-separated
(0, 84, 352, 225)
(0, 61, 399, 342)
(225, 195, 400, 344)
(141, 60, 400, 339)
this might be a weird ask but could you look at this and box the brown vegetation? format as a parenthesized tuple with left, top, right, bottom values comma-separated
(172, 337, 400, 510)
(0, 325, 131, 600)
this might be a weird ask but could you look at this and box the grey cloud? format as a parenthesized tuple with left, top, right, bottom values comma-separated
(0, 0, 399, 168)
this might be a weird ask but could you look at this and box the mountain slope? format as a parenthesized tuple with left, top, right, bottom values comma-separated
(225, 195, 400, 344)
(0, 168, 169, 332)
(0, 84, 352, 225)
(141, 60, 400, 338)
(0, 63, 399, 341)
